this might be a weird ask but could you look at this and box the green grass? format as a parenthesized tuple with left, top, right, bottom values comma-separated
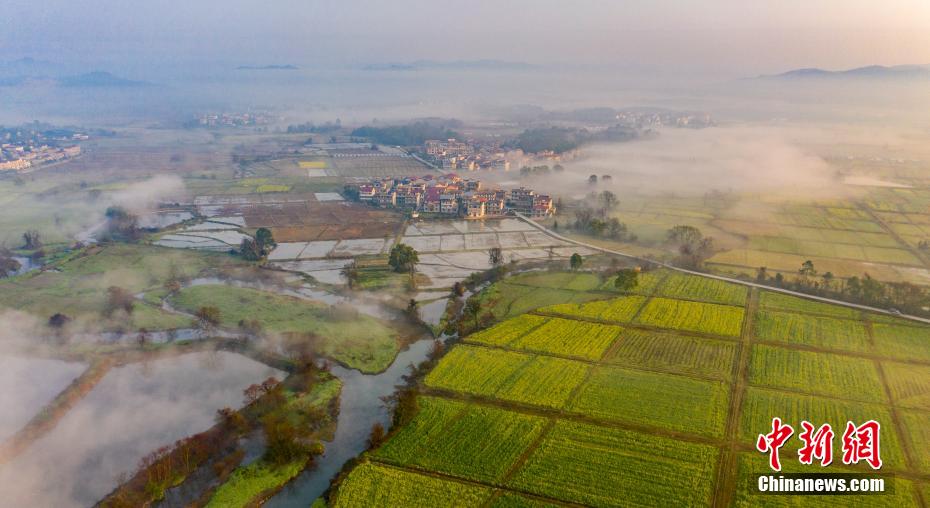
(655, 272, 748, 306)
(331, 462, 493, 508)
(635, 297, 744, 337)
(758, 291, 861, 319)
(169, 285, 399, 373)
(754, 310, 871, 353)
(0, 244, 228, 331)
(539, 295, 647, 323)
(569, 365, 730, 437)
(881, 362, 930, 410)
(871, 323, 930, 363)
(206, 458, 306, 508)
(424, 345, 531, 397)
(507, 271, 602, 291)
(506, 317, 622, 360)
(466, 314, 548, 347)
(603, 328, 738, 380)
(748, 344, 886, 403)
(739, 387, 907, 470)
(375, 397, 547, 482)
(508, 420, 719, 507)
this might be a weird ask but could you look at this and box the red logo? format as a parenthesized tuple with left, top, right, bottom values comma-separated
(841, 420, 882, 470)
(758, 418, 882, 471)
(756, 417, 794, 471)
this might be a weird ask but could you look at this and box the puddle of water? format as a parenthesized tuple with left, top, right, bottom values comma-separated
(0, 351, 283, 508)
(418, 298, 449, 327)
(0, 356, 87, 441)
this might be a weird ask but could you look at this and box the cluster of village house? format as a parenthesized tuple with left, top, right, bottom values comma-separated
(0, 144, 81, 171)
(424, 138, 513, 172)
(352, 174, 555, 218)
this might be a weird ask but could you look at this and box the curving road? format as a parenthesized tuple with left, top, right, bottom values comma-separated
(513, 212, 930, 326)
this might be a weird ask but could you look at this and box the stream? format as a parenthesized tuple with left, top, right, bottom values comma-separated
(265, 334, 441, 507)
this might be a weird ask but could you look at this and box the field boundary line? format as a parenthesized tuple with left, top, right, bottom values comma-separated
(460, 340, 730, 384)
(857, 201, 930, 272)
(499, 419, 556, 485)
(866, 319, 928, 508)
(513, 212, 930, 326)
(421, 387, 726, 447)
(369, 459, 586, 507)
(712, 287, 756, 508)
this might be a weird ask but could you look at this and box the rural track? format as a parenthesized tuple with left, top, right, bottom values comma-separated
(513, 212, 930, 326)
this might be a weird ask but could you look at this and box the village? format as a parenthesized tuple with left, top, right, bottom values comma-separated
(349, 173, 555, 219)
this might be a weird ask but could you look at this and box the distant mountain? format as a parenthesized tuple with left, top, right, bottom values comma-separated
(363, 60, 535, 71)
(759, 64, 930, 80)
(236, 64, 298, 70)
(0, 70, 153, 88)
(58, 71, 151, 87)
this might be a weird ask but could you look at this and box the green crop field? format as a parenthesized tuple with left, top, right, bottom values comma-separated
(569, 365, 729, 437)
(654, 272, 748, 306)
(375, 397, 547, 482)
(739, 387, 908, 470)
(331, 462, 493, 508)
(758, 291, 861, 319)
(466, 314, 548, 347)
(635, 297, 744, 337)
(206, 459, 305, 508)
(495, 356, 591, 409)
(329, 265, 930, 507)
(871, 323, 930, 362)
(507, 317, 622, 360)
(508, 421, 719, 507)
(424, 345, 531, 397)
(603, 329, 738, 380)
(539, 295, 647, 323)
(598, 269, 667, 295)
(754, 310, 871, 353)
(748, 345, 886, 402)
(880, 362, 930, 410)
(899, 409, 930, 474)
(476, 281, 605, 321)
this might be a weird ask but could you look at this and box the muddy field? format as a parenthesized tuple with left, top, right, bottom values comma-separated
(244, 201, 402, 242)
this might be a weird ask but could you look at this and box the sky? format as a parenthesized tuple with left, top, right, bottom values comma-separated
(3, 0, 930, 77)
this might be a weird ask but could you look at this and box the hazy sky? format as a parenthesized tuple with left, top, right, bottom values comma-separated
(3, 0, 930, 76)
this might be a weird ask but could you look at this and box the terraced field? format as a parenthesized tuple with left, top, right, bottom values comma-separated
(329, 269, 930, 507)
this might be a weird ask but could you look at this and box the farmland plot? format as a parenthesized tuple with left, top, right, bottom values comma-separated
(423, 346, 531, 397)
(635, 298, 744, 337)
(331, 462, 493, 508)
(898, 409, 930, 474)
(871, 323, 930, 362)
(599, 269, 667, 295)
(758, 291, 861, 319)
(540, 295, 647, 323)
(748, 345, 886, 402)
(603, 329, 738, 380)
(655, 272, 748, 306)
(754, 310, 871, 353)
(569, 366, 730, 437)
(739, 387, 907, 470)
(508, 421, 719, 507)
(508, 318, 622, 360)
(466, 314, 549, 347)
(495, 356, 591, 409)
(375, 397, 547, 482)
(881, 362, 930, 410)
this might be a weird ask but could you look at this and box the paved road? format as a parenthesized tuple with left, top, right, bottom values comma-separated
(514, 212, 930, 326)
